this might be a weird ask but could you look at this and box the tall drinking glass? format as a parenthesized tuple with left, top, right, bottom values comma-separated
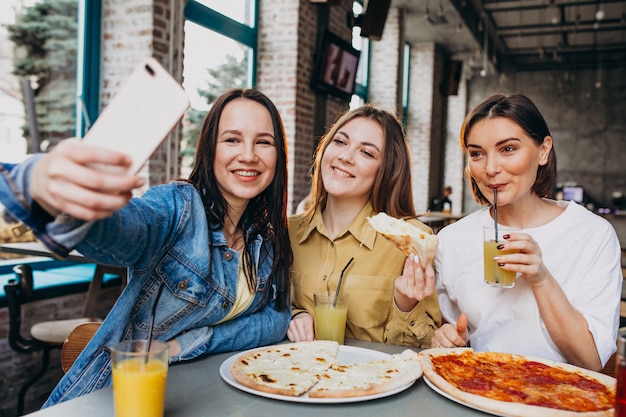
(110, 340, 169, 417)
(483, 225, 521, 288)
(314, 291, 348, 344)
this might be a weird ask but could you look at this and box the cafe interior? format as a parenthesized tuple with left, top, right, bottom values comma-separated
(0, 0, 625, 415)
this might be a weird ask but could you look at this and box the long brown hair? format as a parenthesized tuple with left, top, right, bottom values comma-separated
(188, 88, 292, 311)
(307, 105, 416, 218)
(460, 93, 557, 205)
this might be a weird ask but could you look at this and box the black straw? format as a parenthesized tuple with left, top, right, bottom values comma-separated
(333, 257, 354, 307)
(493, 188, 499, 243)
(146, 284, 165, 359)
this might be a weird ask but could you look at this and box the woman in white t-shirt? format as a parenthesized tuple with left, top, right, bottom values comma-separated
(432, 93, 622, 371)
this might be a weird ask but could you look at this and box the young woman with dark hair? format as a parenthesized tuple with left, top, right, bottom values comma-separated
(0, 88, 293, 405)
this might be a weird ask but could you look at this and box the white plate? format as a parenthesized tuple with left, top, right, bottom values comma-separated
(423, 375, 508, 417)
(219, 344, 416, 403)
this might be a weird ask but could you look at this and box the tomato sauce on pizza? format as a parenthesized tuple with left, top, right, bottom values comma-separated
(428, 350, 614, 413)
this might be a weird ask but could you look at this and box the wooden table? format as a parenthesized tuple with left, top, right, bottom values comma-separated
(23, 339, 492, 417)
(0, 242, 127, 317)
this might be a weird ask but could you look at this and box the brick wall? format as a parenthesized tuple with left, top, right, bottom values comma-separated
(406, 43, 435, 213)
(368, 7, 403, 114)
(258, 0, 355, 213)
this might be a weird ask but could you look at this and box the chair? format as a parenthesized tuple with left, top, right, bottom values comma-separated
(61, 321, 102, 373)
(5, 264, 100, 415)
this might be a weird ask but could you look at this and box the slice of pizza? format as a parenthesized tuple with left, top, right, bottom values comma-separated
(419, 348, 615, 417)
(367, 212, 438, 268)
(308, 349, 422, 398)
(230, 340, 339, 397)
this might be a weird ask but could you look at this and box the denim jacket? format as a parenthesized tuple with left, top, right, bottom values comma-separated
(0, 156, 290, 406)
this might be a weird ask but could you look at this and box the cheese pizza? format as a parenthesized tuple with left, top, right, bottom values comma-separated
(367, 212, 438, 268)
(230, 341, 422, 399)
(419, 348, 615, 417)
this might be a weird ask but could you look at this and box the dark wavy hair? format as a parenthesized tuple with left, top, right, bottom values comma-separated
(460, 93, 557, 205)
(307, 104, 417, 218)
(187, 88, 292, 311)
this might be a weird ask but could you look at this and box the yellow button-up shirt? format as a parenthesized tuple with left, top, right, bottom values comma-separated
(289, 203, 441, 348)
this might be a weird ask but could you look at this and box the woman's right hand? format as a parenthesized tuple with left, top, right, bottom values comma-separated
(30, 139, 145, 221)
(286, 312, 315, 342)
(431, 312, 469, 348)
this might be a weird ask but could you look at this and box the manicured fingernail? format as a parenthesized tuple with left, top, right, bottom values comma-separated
(493, 256, 501, 261)
(497, 245, 504, 250)
(503, 234, 510, 240)
(498, 263, 505, 267)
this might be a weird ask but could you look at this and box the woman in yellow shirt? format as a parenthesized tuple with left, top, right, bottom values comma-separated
(287, 105, 441, 347)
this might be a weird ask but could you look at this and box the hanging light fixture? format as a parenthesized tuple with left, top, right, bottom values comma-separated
(480, 22, 488, 77)
(595, 1, 605, 20)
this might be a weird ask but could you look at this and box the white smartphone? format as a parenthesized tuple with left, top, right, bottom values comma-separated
(83, 57, 190, 174)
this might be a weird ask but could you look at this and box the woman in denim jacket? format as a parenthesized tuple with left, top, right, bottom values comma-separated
(0, 88, 293, 406)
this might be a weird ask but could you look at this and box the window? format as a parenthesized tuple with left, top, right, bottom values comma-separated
(181, 1, 257, 175)
(0, 0, 98, 159)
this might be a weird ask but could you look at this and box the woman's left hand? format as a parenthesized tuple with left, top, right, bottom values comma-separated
(393, 254, 435, 312)
(495, 232, 549, 286)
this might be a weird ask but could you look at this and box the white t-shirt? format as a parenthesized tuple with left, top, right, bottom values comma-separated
(435, 200, 622, 366)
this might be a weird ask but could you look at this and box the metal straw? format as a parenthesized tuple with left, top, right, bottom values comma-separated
(333, 257, 354, 307)
(146, 284, 165, 360)
(493, 187, 498, 243)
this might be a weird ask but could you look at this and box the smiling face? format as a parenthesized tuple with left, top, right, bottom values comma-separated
(466, 117, 552, 208)
(213, 98, 277, 209)
(320, 116, 384, 206)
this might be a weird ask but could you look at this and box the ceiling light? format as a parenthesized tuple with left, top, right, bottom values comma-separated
(595, 7, 605, 20)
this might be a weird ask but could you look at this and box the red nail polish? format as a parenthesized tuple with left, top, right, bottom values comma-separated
(497, 245, 504, 250)
(503, 234, 510, 240)
(498, 263, 505, 267)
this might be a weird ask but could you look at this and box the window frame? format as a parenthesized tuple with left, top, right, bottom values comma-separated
(183, 1, 258, 87)
(75, 0, 101, 138)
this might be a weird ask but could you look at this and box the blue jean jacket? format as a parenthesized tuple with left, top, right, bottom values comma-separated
(0, 156, 290, 406)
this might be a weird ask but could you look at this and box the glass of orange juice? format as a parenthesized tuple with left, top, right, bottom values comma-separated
(314, 291, 348, 344)
(110, 340, 169, 417)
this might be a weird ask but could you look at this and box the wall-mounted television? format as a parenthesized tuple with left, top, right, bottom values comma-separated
(311, 30, 360, 101)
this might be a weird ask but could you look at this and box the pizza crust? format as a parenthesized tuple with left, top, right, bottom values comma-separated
(367, 212, 438, 268)
(419, 348, 615, 417)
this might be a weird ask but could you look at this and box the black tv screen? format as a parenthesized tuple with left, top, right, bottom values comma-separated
(311, 30, 360, 101)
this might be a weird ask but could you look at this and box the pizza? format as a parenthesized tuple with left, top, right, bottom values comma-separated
(367, 212, 438, 268)
(419, 348, 616, 417)
(230, 341, 422, 398)
(308, 349, 422, 398)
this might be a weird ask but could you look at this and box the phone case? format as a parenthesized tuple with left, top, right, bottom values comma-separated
(83, 57, 190, 174)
